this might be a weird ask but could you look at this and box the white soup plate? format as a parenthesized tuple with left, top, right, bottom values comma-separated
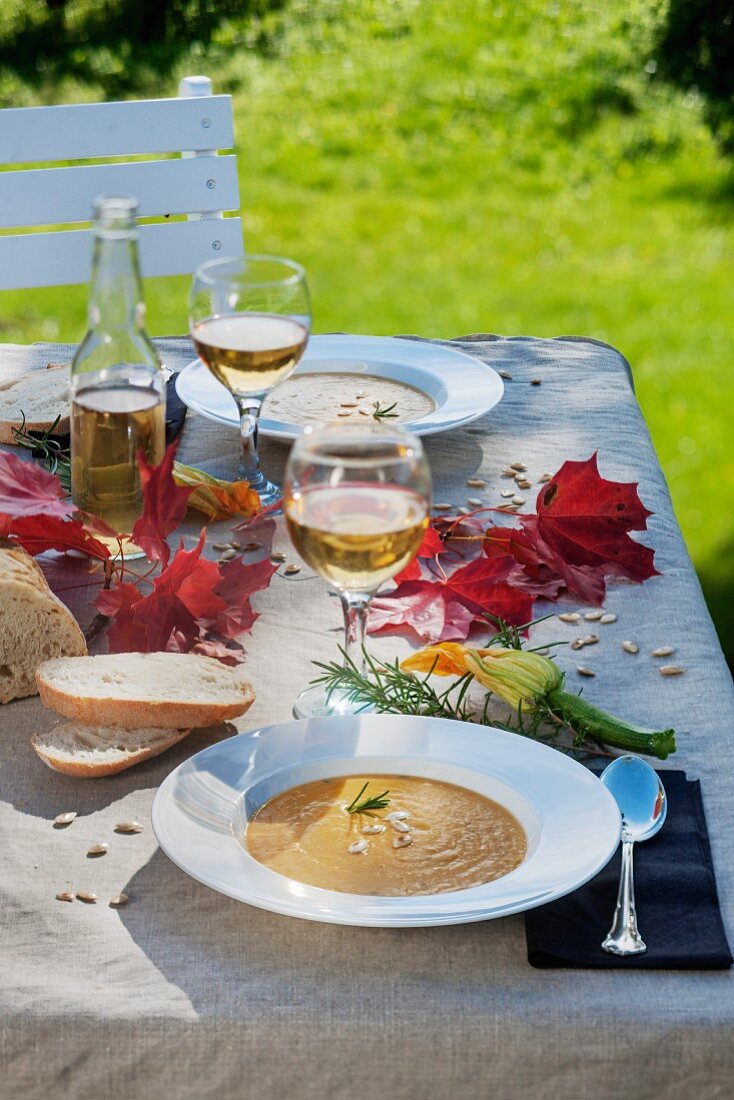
(175, 334, 504, 440)
(152, 713, 621, 928)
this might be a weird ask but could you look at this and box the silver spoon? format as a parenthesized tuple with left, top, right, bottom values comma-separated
(600, 755, 667, 956)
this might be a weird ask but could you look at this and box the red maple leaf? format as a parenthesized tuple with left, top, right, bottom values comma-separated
(535, 453, 657, 583)
(131, 442, 193, 566)
(0, 453, 72, 520)
(152, 531, 227, 621)
(9, 514, 111, 561)
(393, 526, 445, 584)
(369, 555, 533, 644)
(213, 556, 278, 638)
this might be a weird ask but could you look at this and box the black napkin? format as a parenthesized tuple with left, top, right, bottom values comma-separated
(525, 770, 732, 969)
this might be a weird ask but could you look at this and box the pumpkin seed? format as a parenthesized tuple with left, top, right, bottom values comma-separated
(467, 497, 483, 506)
(499, 370, 512, 380)
(76, 891, 97, 904)
(576, 666, 595, 677)
(53, 812, 77, 827)
(582, 634, 599, 646)
(512, 496, 525, 506)
(516, 479, 532, 489)
(458, 506, 471, 515)
(599, 613, 617, 624)
(348, 839, 368, 854)
(387, 811, 410, 821)
(622, 641, 639, 654)
(270, 552, 286, 563)
(559, 613, 581, 623)
(114, 822, 143, 834)
(390, 818, 411, 834)
(570, 639, 585, 651)
(212, 543, 230, 551)
(361, 823, 385, 835)
(510, 462, 527, 471)
(433, 502, 453, 511)
(538, 474, 552, 483)
(219, 549, 237, 561)
(284, 564, 301, 575)
(467, 478, 486, 488)
(340, 402, 359, 408)
(243, 542, 260, 552)
(659, 665, 684, 676)
(651, 646, 675, 658)
(109, 894, 129, 908)
(530, 377, 542, 385)
(337, 411, 353, 417)
(393, 834, 413, 848)
(87, 843, 109, 857)
(501, 489, 515, 498)
(584, 610, 603, 621)
(228, 541, 241, 551)
(501, 468, 516, 478)
(55, 891, 74, 902)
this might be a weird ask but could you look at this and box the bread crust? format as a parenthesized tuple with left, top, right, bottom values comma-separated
(31, 727, 192, 778)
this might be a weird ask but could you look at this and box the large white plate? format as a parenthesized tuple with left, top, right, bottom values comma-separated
(175, 334, 504, 440)
(152, 714, 621, 927)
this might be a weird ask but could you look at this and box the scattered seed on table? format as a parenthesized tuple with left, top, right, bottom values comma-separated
(212, 543, 230, 551)
(570, 639, 585, 651)
(76, 891, 97, 904)
(538, 473, 552, 483)
(498, 503, 520, 512)
(576, 666, 595, 677)
(559, 613, 581, 623)
(659, 665, 684, 676)
(337, 411, 353, 417)
(228, 541, 241, 551)
(433, 502, 453, 511)
(55, 891, 74, 903)
(599, 613, 617, 624)
(651, 646, 675, 658)
(535, 647, 550, 656)
(219, 549, 237, 562)
(512, 496, 525, 506)
(54, 812, 77, 827)
(510, 462, 527, 472)
(501, 489, 515, 498)
(109, 894, 129, 908)
(501, 468, 516, 478)
(622, 641, 639, 654)
(340, 402, 359, 408)
(284, 564, 301, 575)
(467, 497, 483, 506)
(499, 370, 512, 380)
(516, 479, 532, 490)
(87, 843, 109, 857)
(584, 610, 603, 621)
(530, 378, 542, 386)
(114, 822, 143, 835)
(270, 552, 286, 563)
(582, 634, 599, 646)
(243, 542, 260, 552)
(458, 506, 471, 515)
(467, 478, 486, 488)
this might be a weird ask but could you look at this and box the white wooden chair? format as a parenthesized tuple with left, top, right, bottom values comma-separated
(0, 75, 244, 291)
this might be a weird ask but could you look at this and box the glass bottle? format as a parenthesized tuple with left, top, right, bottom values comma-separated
(70, 196, 165, 556)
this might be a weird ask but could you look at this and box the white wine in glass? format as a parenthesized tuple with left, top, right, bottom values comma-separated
(285, 422, 432, 719)
(189, 256, 311, 506)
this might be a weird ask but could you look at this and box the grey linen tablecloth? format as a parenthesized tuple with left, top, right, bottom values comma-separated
(1, 334, 733, 1100)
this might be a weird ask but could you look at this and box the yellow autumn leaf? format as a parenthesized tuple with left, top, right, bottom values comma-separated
(172, 461, 261, 521)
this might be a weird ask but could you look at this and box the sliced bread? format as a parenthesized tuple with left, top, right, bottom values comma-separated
(36, 652, 255, 728)
(0, 363, 71, 444)
(0, 543, 87, 704)
(32, 721, 192, 778)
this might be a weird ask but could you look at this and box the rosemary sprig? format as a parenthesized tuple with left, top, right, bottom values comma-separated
(372, 401, 399, 420)
(345, 781, 391, 816)
(12, 412, 71, 490)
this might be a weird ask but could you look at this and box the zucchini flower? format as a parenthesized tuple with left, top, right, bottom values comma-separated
(172, 461, 260, 521)
(402, 643, 676, 760)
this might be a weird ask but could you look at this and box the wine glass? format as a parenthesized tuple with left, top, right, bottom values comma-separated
(284, 421, 432, 718)
(189, 255, 311, 506)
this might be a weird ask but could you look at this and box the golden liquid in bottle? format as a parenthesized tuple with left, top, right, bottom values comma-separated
(71, 386, 165, 552)
(192, 313, 309, 398)
(285, 484, 429, 591)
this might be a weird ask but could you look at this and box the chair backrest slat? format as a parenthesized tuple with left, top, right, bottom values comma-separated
(0, 218, 244, 290)
(0, 95, 234, 164)
(0, 155, 240, 229)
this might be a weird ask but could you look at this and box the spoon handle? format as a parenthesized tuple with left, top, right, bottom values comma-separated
(601, 839, 647, 956)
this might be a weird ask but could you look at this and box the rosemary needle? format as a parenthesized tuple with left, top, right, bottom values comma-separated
(345, 782, 391, 816)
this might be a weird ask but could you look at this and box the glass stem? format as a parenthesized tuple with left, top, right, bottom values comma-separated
(340, 592, 371, 675)
(236, 397, 262, 487)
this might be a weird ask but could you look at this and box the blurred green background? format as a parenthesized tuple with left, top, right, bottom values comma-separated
(1, 0, 732, 659)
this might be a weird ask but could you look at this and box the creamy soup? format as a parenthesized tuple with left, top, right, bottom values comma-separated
(261, 372, 436, 426)
(245, 775, 526, 896)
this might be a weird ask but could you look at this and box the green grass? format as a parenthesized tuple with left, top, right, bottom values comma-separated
(1, 0, 732, 656)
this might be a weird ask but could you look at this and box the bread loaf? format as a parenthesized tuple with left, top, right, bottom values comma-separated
(32, 721, 192, 778)
(0, 363, 70, 444)
(0, 543, 87, 703)
(36, 651, 255, 727)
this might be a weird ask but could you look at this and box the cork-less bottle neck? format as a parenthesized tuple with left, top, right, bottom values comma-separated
(87, 232, 146, 333)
